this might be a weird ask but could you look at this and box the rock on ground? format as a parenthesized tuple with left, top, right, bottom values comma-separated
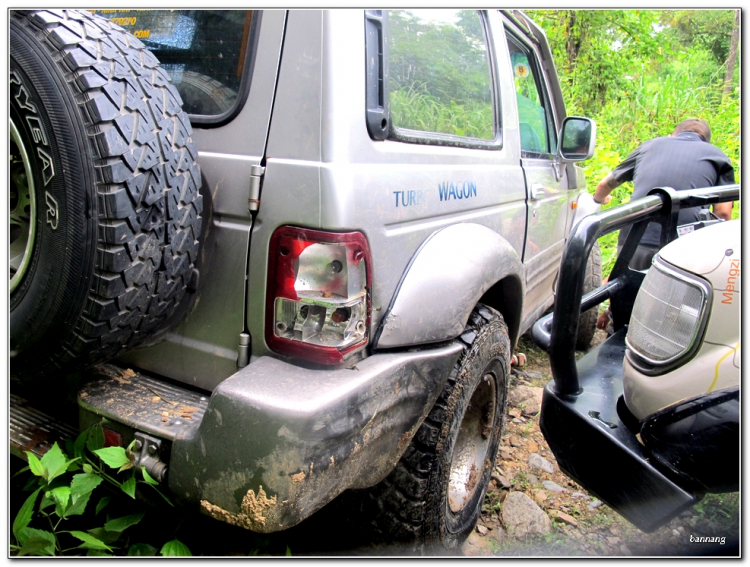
(542, 480, 566, 492)
(462, 531, 496, 556)
(502, 491, 552, 539)
(507, 385, 544, 415)
(528, 453, 555, 474)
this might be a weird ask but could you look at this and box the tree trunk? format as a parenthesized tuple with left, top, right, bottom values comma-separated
(723, 10, 740, 98)
(565, 11, 581, 72)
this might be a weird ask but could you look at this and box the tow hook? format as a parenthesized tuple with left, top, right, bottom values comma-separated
(130, 432, 168, 482)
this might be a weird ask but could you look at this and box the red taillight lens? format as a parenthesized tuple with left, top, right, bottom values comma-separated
(267, 227, 372, 364)
(103, 428, 123, 448)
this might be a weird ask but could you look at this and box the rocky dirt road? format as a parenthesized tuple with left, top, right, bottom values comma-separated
(459, 332, 740, 558)
(11, 332, 737, 557)
(167, 331, 737, 557)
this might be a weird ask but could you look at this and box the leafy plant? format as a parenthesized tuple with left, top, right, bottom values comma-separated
(526, 9, 740, 277)
(10, 424, 191, 557)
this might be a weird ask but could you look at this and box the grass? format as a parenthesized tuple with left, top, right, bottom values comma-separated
(691, 493, 739, 534)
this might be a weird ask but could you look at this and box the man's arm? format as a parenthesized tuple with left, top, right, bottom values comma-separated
(712, 161, 736, 220)
(713, 202, 733, 220)
(593, 173, 623, 204)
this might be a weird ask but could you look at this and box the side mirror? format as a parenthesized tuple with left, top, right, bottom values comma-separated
(558, 116, 596, 162)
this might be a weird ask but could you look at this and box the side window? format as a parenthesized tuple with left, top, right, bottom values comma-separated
(506, 33, 556, 155)
(90, 10, 254, 120)
(386, 10, 495, 142)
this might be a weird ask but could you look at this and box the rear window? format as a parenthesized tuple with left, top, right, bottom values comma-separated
(90, 10, 254, 120)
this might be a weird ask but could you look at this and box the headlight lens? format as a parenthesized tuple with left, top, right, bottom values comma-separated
(626, 260, 709, 365)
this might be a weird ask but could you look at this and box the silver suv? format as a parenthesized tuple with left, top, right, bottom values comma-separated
(10, 9, 597, 550)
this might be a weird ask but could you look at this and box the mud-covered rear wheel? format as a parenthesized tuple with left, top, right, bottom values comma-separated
(10, 9, 203, 376)
(368, 304, 510, 552)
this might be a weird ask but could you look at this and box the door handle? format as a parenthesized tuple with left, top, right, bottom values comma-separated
(530, 184, 545, 200)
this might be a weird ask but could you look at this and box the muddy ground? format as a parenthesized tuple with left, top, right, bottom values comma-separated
(126, 331, 739, 557)
(10, 331, 739, 557)
(456, 332, 740, 558)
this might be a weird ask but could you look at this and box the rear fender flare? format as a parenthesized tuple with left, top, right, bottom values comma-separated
(373, 223, 524, 349)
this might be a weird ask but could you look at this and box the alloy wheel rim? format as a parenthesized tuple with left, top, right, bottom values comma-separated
(10, 118, 37, 293)
(447, 372, 496, 513)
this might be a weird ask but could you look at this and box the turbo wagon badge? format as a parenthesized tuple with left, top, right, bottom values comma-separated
(394, 190, 424, 207)
(439, 181, 477, 202)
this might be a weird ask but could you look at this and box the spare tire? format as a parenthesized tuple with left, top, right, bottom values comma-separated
(173, 71, 238, 116)
(10, 10, 203, 377)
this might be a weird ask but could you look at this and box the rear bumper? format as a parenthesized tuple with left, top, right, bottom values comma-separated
(164, 342, 462, 532)
(78, 343, 460, 532)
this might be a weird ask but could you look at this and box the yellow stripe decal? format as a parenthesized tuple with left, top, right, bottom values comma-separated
(708, 342, 739, 392)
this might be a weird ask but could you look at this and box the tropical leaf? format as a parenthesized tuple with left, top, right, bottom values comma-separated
(120, 475, 136, 499)
(70, 472, 103, 503)
(104, 513, 145, 533)
(93, 447, 130, 469)
(26, 453, 44, 478)
(40, 443, 67, 483)
(12, 487, 41, 540)
(140, 466, 159, 486)
(128, 543, 158, 556)
(65, 531, 113, 551)
(95, 496, 111, 515)
(87, 527, 123, 545)
(73, 430, 88, 460)
(17, 535, 56, 557)
(49, 486, 71, 512)
(86, 424, 105, 453)
(160, 539, 192, 556)
(63, 490, 92, 518)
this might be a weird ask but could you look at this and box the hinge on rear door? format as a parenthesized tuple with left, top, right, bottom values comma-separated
(248, 165, 265, 212)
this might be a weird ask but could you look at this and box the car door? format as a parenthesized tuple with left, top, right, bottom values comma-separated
(504, 24, 570, 316)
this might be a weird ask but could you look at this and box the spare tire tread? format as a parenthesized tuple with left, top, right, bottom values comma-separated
(11, 9, 202, 374)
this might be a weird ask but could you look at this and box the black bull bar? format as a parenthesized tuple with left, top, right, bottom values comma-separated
(531, 185, 739, 532)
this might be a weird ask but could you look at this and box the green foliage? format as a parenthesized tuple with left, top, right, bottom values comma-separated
(93, 446, 130, 469)
(10, 425, 187, 557)
(661, 10, 736, 63)
(388, 10, 492, 107)
(384, 9, 739, 274)
(387, 10, 495, 139)
(161, 539, 193, 556)
(526, 9, 740, 275)
(391, 85, 493, 139)
(128, 543, 158, 556)
(692, 492, 740, 533)
(104, 513, 145, 533)
(528, 10, 662, 116)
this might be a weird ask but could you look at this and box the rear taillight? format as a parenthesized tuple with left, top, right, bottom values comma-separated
(266, 227, 372, 364)
(103, 428, 123, 448)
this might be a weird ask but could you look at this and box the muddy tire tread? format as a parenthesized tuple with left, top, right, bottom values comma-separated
(368, 304, 509, 551)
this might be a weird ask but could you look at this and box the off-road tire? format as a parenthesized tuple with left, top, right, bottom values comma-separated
(10, 10, 202, 377)
(575, 242, 602, 350)
(369, 304, 510, 553)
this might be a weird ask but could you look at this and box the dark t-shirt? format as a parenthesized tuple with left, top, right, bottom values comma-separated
(613, 132, 735, 247)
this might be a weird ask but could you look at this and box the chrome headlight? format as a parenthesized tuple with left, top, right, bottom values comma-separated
(626, 257, 711, 372)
